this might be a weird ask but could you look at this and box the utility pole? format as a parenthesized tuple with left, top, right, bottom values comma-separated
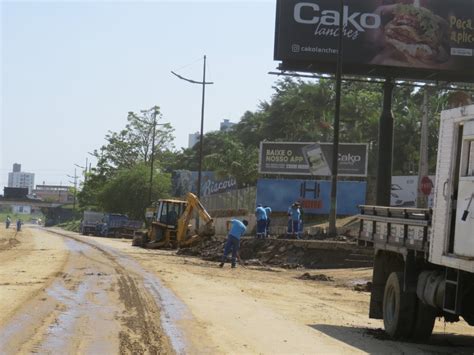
(67, 168, 78, 212)
(171, 55, 214, 199)
(417, 87, 430, 208)
(328, 0, 344, 237)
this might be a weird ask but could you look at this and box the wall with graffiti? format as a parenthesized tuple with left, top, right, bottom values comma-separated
(172, 170, 237, 197)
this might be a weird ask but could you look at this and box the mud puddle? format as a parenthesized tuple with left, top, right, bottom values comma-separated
(47, 229, 191, 354)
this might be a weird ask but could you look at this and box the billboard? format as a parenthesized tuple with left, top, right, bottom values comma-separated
(256, 178, 366, 215)
(274, 0, 474, 82)
(259, 142, 368, 176)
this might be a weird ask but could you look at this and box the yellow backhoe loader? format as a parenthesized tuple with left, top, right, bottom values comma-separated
(132, 192, 215, 249)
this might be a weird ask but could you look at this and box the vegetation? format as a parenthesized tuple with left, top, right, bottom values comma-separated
(78, 78, 453, 216)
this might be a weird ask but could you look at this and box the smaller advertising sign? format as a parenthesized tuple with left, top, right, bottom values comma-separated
(391, 175, 435, 207)
(259, 142, 368, 176)
(256, 178, 366, 215)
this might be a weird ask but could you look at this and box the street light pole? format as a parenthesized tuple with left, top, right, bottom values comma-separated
(171, 55, 214, 199)
(148, 107, 157, 205)
(328, 0, 344, 237)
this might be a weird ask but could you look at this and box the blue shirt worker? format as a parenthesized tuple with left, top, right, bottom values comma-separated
(287, 203, 301, 239)
(255, 204, 267, 239)
(264, 206, 272, 238)
(220, 219, 248, 268)
(16, 219, 22, 232)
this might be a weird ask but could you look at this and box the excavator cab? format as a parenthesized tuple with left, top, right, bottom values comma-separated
(132, 193, 214, 249)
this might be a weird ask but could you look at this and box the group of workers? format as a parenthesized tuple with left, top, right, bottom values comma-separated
(220, 201, 305, 268)
(5, 216, 22, 231)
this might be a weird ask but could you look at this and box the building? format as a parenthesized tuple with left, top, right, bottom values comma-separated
(220, 119, 235, 132)
(33, 184, 73, 204)
(7, 163, 35, 193)
(188, 132, 200, 148)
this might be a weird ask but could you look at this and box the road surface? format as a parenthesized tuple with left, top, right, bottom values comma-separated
(1, 226, 473, 354)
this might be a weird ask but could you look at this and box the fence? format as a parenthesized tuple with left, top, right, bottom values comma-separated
(200, 186, 256, 214)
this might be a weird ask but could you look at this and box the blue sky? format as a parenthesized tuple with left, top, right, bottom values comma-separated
(1, 0, 278, 189)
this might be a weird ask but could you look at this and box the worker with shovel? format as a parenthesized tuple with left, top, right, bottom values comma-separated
(220, 219, 248, 268)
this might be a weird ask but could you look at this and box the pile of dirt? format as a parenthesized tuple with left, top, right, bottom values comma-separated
(353, 282, 372, 292)
(296, 273, 334, 282)
(179, 237, 373, 269)
(0, 237, 20, 251)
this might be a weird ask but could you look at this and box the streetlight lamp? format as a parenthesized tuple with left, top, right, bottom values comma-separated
(171, 55, 214, 198)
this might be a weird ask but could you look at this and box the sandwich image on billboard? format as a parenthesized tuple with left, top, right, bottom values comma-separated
(274, 0, 474, 82)
(302, 143, 331, 176)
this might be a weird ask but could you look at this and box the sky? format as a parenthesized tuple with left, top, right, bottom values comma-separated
(1, 0, 278, 190)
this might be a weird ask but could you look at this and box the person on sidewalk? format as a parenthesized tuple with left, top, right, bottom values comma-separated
(264, 206, 272, 238)
(220, 219, 248, 268)
(255, 204, 267, 239)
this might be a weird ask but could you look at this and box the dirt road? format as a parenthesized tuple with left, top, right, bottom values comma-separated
(1, 226, 473, 354)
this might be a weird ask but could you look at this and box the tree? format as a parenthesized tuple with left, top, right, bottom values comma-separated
(97, 164, 171, 219)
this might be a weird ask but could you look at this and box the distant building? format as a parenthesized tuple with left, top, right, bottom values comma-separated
(8, 163, 35, 193)
(33, 184, 73, 204)
(3, 187, 32, 215)
(188, 132, 200, 148)
(220, 119, 235, 132)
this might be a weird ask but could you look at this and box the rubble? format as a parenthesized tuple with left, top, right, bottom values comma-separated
(178, 237, 373, 269)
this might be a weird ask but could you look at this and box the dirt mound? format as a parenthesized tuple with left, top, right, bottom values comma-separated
(179, 237, 373, 269)
(296, 273, 334, 282)
(0, 237, 20, 251)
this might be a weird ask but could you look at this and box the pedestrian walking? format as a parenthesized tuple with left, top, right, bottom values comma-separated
(5, 215, 11, 229)
(16, 219, 22, 232)
(220, 219, 248, 268)
(255, 204, 267, 239)
(264, 206, 272, 238)
(287, 202, 301, 239)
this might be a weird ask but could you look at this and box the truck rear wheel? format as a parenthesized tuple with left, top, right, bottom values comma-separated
(410, 301, 436, 340)
(383, 272, 415, 339)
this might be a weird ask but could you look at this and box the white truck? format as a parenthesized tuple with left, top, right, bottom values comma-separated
(358, 105, 474, 340)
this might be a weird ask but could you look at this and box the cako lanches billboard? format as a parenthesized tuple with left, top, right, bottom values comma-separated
(274, 0, 474, 82)
(259, 142, 368, 176)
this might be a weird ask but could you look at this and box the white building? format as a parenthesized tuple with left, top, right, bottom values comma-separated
(188, 132, 200, 148)
(220, 119, 235, 132)
(8, 163, 35, 193)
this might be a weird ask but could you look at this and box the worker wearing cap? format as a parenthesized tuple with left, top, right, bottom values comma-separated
(255, 204, 267, 239)
(220, 219, 248, 268)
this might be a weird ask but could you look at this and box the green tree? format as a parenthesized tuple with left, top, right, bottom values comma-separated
(97, 164, 171, 219)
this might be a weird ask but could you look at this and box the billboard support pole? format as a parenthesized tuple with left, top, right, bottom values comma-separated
(375, 79, 394, 206)
(328, 0, 344, 237)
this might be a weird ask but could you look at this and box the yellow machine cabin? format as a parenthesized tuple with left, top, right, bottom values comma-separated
(133, 192, 215, 249)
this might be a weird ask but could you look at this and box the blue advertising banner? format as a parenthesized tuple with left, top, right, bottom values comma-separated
(256, 179, 366, 215)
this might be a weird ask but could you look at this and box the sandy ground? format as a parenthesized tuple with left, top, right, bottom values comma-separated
(0, 226, 172, 354)
(1, 226, 473, 354)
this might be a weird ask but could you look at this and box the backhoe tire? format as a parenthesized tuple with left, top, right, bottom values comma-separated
(410, 301, 436, 341)
(132, 235, 144, 247)
(383, 272, 415, 339)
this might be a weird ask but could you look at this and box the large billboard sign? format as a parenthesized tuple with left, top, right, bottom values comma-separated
(259, 142, 368, 176)
(274, 0, 474, 82)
